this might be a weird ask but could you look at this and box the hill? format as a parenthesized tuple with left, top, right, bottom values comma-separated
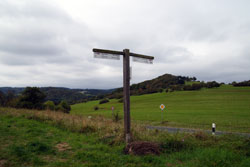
(71, 85, 250, 133)
(106, 73, 221, 99)
(0, 87, 114, 104)
(108, 74, 195, 98)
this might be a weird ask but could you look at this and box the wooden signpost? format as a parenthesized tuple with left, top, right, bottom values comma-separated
(93, 48, 154, 143)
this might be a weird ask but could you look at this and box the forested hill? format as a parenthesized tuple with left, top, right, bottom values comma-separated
(0, 87, 114, 104)
(107, 74, 197, 98)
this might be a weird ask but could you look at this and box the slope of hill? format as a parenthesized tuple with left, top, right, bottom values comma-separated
(71, 85, 250, 133)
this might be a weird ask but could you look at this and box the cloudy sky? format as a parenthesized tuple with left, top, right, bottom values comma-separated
(0, 0, 250, 89)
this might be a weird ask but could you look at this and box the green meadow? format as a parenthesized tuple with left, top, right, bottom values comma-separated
(71, 85, 250, 133)
(1, 108, 250, 167)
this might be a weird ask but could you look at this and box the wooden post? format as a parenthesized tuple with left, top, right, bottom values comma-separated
(123, 49, 131, 143)
(93, 48, 154, 143)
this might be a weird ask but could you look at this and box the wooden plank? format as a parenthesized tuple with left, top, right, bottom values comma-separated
(93, 48, 154, 60)
(123, 49, 131, 143)
(130, 52, 154, 60)
(93, 48, 123, 55)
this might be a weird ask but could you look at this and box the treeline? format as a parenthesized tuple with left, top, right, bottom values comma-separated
(0, 87, 71, 113)
(0, 87, 114, 105)
(232, 80, 250, 87)
(181, 81, 221, 91)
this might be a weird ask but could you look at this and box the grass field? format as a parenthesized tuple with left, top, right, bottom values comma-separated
(71, 85, 250, 133)
(0, 108, 250, 167)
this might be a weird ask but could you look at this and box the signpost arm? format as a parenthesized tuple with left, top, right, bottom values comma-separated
(123, 49, 131, 143)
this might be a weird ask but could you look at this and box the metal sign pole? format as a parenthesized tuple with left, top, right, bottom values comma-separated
(161, 110, 163, 122)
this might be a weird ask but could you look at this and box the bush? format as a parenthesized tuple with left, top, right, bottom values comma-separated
(99, 99, 109, 104)
(206, 81, 220, 88)
(44, 100, 55, 111)
(56, 100, 71, 113)
(118, 98, 123, 103)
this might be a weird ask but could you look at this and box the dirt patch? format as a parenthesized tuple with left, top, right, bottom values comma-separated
(193, 131, 208, 141)
(55, 142, 71, 152)
(124, 141, 160, 156)
(0, 160, 7, 167)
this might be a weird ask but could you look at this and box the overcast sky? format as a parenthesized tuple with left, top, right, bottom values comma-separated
(0, 0, 250, 89)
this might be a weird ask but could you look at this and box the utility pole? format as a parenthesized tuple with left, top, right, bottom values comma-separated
(93, 48, 154, 143)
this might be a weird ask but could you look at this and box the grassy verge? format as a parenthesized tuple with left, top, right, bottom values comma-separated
(0, 107, 250, 167)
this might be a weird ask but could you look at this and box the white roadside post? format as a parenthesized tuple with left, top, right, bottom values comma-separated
(212, 123, 216, 135)
(160, 104, 165, 122)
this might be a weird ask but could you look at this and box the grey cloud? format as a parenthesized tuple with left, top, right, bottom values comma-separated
(0, 0, 91, 67)
(140, 45, 193, 64)
(1, 0, 250, 88)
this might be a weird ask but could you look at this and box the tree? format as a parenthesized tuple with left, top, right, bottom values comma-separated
(0, 91, 5, 106)
(18, 87, 46, 109)
(5, 91, 16, 107)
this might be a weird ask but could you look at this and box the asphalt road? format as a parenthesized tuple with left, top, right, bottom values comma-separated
(146, 126, 250, 137)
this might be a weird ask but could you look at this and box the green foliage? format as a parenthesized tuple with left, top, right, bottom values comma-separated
(0, 90, 5, 106)
(206, 81, 220, 88)
(0, 91, 18, 107)
(94, 106, 99, 111)
(160, 137, 192, 153)
(44, 100, 55, 111)
(99, 98, 109, 104)
(118, 98, 123, 103)
(17, 87, 46, 110)
(56, 100, 71, 113)
(232, 80, 250, 87)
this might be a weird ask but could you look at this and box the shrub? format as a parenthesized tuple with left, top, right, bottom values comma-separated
(206, 81, 220, 88)
(44, 100, 55, 111)
(56, 100, 71, 113)
(112, 110, 121, 122)
(118, 98, 123, 103)
(94, 106, 99, 111)
(99, 98, 109, 104)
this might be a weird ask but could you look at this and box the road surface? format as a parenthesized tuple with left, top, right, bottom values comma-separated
(146, 126, 250, 137)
